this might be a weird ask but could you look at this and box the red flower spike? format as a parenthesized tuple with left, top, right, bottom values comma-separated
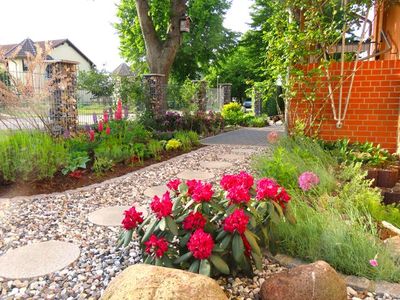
(105, 127, 111, 135)
(89, 129, 95, 142)
(103, 111, 109, 123)
(98, 120, 103, 132)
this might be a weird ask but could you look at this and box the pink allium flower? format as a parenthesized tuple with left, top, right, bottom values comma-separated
(369, 259, 378, 267)
(267, 131, 279, 143)
(298, 171, 320, 191)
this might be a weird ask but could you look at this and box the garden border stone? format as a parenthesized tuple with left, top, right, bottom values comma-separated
(274, 253, 400, 298)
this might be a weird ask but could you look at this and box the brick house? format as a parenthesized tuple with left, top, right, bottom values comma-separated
(289, 1, 400, 153)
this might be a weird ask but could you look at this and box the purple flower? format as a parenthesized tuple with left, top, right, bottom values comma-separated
(124, 106, 129, 119)
(92, 113, 98, 124)
(298, 171, 320, 191)
(84, 124, 91, 132)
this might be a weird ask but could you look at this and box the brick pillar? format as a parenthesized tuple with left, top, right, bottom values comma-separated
(193, 80, 207, 112)
(220, 83, 232, 104)
(143, 74, 166, 118)
(49, 62, 78, 136)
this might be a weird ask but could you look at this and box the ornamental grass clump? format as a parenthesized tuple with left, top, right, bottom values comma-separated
(117, 172, 293, 277)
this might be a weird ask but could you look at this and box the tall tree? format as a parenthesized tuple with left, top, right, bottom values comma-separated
(115, 0, 237, 83)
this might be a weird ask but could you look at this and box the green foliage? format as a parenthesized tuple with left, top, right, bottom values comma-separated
(174, 131, 192, 151)
(92, 157, 114, 175)
(0, 131, 68, 182)
(166, 79, 199, 112)
(78, 69, 115, 98)
(118, 77, 148, 110)
(221, 102, 245, 126)
(62, 151, 90, 176)
(132, 143, 146, 162)
(187, 131, 200, 146)
(165, 139, 182, 151)
(115, 0, 237, 82)
(147, 139, 163, 160)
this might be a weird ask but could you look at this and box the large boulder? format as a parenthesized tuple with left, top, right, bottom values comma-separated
(260, 260, 347, 300)
(101, 264, 228, 300)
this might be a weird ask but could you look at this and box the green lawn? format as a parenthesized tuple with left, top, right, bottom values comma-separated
(78, 103, 110, 115)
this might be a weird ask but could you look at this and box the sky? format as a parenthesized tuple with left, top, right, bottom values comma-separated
(0, 0, 252, 71)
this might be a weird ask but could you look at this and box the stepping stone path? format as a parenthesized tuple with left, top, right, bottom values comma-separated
(199, 161, 234, 169)
(0, 241, 80, 279)
(143, 185, 168, 198)
(218, 153, 244, 161)
(231, 148, 258, 155)
(88, 206, 148, 226)
(176, 170, 214, 180)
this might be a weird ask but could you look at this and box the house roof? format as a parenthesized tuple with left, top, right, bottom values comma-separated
(0, 38, 95, 67)
(112, 63, 135, 77)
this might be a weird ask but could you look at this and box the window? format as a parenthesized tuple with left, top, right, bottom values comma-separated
(22, 59, 28, 71)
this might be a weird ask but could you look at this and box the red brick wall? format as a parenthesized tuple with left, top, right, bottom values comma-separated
(290, 60, 400, 153)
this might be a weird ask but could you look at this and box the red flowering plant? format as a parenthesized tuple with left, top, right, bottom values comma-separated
(117, 172, 294, 277)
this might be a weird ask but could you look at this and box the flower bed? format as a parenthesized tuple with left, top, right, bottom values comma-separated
(117, 172, 294, 276)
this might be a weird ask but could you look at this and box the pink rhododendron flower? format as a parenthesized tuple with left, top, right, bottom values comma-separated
(187, 229, 214, 259)
(298, 171, 320, 191)
(145, 235, 168, 258)
(122, 207, 144, 230)
(150, 191, 173, 219)
(223, 209, 249, 234)
(256, 178, 279, 200)
(183, 212, 207, 231)
(220, 172, 254, 191)
(167, 179, 181, 192)
(191, 182, 214, 202)
(267, 131, 279, 143)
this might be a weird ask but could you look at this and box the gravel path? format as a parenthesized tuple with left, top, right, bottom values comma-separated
(0, 145, 266, 299)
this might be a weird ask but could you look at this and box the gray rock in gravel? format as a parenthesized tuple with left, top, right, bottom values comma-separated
(260, 261, 347, 300)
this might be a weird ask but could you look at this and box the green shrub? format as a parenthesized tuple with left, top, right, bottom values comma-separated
(187, 131, 200, 146)
(62, 151, 90, 175)
(132, 143, 146, 162)
(174, 131, 192, 151)
(92, 157, 114, 175)
(221, 102, 245, 125)
(248, 116, 267, 127)
(0, 131, 68, 181)
(147, 139, 163, 160)
(165, 139, 182, 151)
(94, 140, 131, 163)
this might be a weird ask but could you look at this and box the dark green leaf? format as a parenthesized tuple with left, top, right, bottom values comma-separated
(172, 197, 182, 214)
(251, 251, 263, 270)
(220, 234, 232, 250)
(179, 232, 191, 247)
(159, 217, 166, 231)
(155, 258, 162, 266)
(232, 233, 244, 264)
(244, 229, 261, 255)
(216, 230, 228, 241)
(174, 252, 193, 264)
(162, 256, 173, 268)
(123, 230, 133, 247)
(165, 216, 178, 236)
(141, 219, 158, 243)
(199, 259, 211, 276)
(178, 182, 188, 194)
(209, 255, 230, 275)
(188, 260, 200, 273)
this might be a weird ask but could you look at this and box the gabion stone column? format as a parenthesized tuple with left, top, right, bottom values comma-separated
(192, 80, 207, 112)
(253, 86, 262, 116)
(220, 83, 232, 104)
(49, 61, 78, 136)
(143, 74, 166, 118)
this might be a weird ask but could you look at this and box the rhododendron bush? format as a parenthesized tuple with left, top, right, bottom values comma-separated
(117, 172, 293, 277)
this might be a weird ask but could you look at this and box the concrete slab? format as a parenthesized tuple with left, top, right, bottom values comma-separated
(176, 170, 214, 181)
(218, 153, 244, 161)
(199, 161, 234, 169)
(0, 241, 80, 279)
(143, 185, 168, 198)
(88, 205, 148, 226)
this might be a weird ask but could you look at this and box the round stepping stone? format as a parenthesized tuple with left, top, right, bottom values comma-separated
(143, 185, 168, 198)
(218, 153, 244, 161)
(88, 205, 148, 226)
(199, 161, 233, 169)
(177, 170, 214, 180)
(231, 148, 257, 155)
(0, 241, 80, 279)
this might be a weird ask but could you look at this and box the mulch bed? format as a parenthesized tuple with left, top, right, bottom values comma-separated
(0, 146, 204, 198)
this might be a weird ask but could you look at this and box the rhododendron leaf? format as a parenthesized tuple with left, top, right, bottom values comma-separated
(166, 216, 178, 236)
(209, 201, 225, 212)
(284, 205, 296, 224)
(251, 251, 263, 271)
(141, 219, 158, 243)
(116, 232, 125, 248)
(202, 203, 210, 215)
(216, 230, 228, 241)
(123, 230, 133, 247)
(199, 259, 211, 276)
(194, 203, 201, 213)
(144, 255, 153, 264)
(220, 234, 232, 250)
(159, 218, 166, 231)
(232, 234, 245, 264)
(137, 216, 151, 232)
(260, 225, 269, 243)
(178, 183, 188, 194)
(174, 252, 193, 264)
(212, 246, 225, 253)
(226, 205, 236, 215)
(244, 230, 261, 256)
(155, 258, 162, 266)
(210, 255, 230, 275)
(188, 260, 200, 273)
(162, 256, 173, 268)
(249, 216, 257, 228)
(267, 202, 280, 224)
(176, 212, 189, 223)
(184, 199, 194, 210)
(271, 201, 284, 218)
(172, 198, 182, 214)
(179, 232, 191, 247)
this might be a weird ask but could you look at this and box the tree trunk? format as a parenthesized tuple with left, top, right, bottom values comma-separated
(135, 0, 186, 111)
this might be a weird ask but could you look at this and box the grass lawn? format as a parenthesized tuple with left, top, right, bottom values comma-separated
(78, 103, 110, 115)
